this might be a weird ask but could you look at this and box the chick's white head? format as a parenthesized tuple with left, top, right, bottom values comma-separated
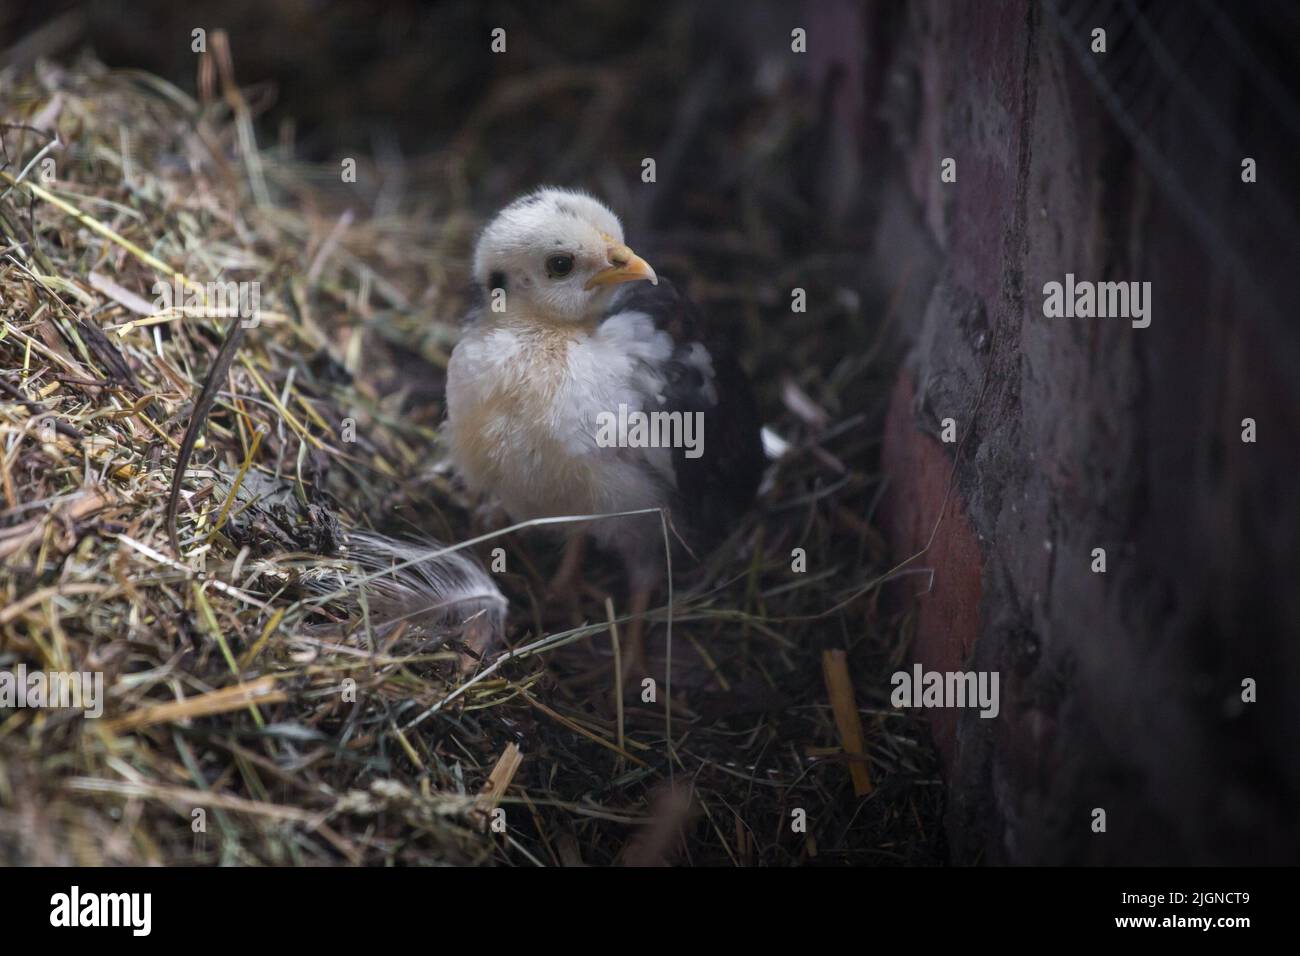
(473, 187, 657, 324)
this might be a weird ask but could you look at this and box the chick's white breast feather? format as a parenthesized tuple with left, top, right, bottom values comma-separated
(445, 313, 676, 525)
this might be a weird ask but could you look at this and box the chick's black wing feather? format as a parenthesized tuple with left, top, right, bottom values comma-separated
(610, 278, 765, 549)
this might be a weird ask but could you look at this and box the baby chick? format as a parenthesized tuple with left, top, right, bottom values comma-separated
(445, 188, 764, 681)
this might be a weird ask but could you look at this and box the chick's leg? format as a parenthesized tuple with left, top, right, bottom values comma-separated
(559, 585, 653, 690)
(620, 584, 653, 685)
(547, 533, 587, 607)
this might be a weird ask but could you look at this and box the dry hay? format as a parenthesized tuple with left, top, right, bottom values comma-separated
(0, 44, 940, 866)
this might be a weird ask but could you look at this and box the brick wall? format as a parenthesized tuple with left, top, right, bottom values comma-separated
(872, 0, 1300, 864)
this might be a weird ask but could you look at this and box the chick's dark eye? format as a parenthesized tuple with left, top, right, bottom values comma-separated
(545, 254, 574, 278)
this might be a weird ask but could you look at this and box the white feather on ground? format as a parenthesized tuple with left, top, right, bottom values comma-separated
(308, 531, 506, 658)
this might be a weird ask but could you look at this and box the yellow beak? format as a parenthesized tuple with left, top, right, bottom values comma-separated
(584, 244, 658, 290)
